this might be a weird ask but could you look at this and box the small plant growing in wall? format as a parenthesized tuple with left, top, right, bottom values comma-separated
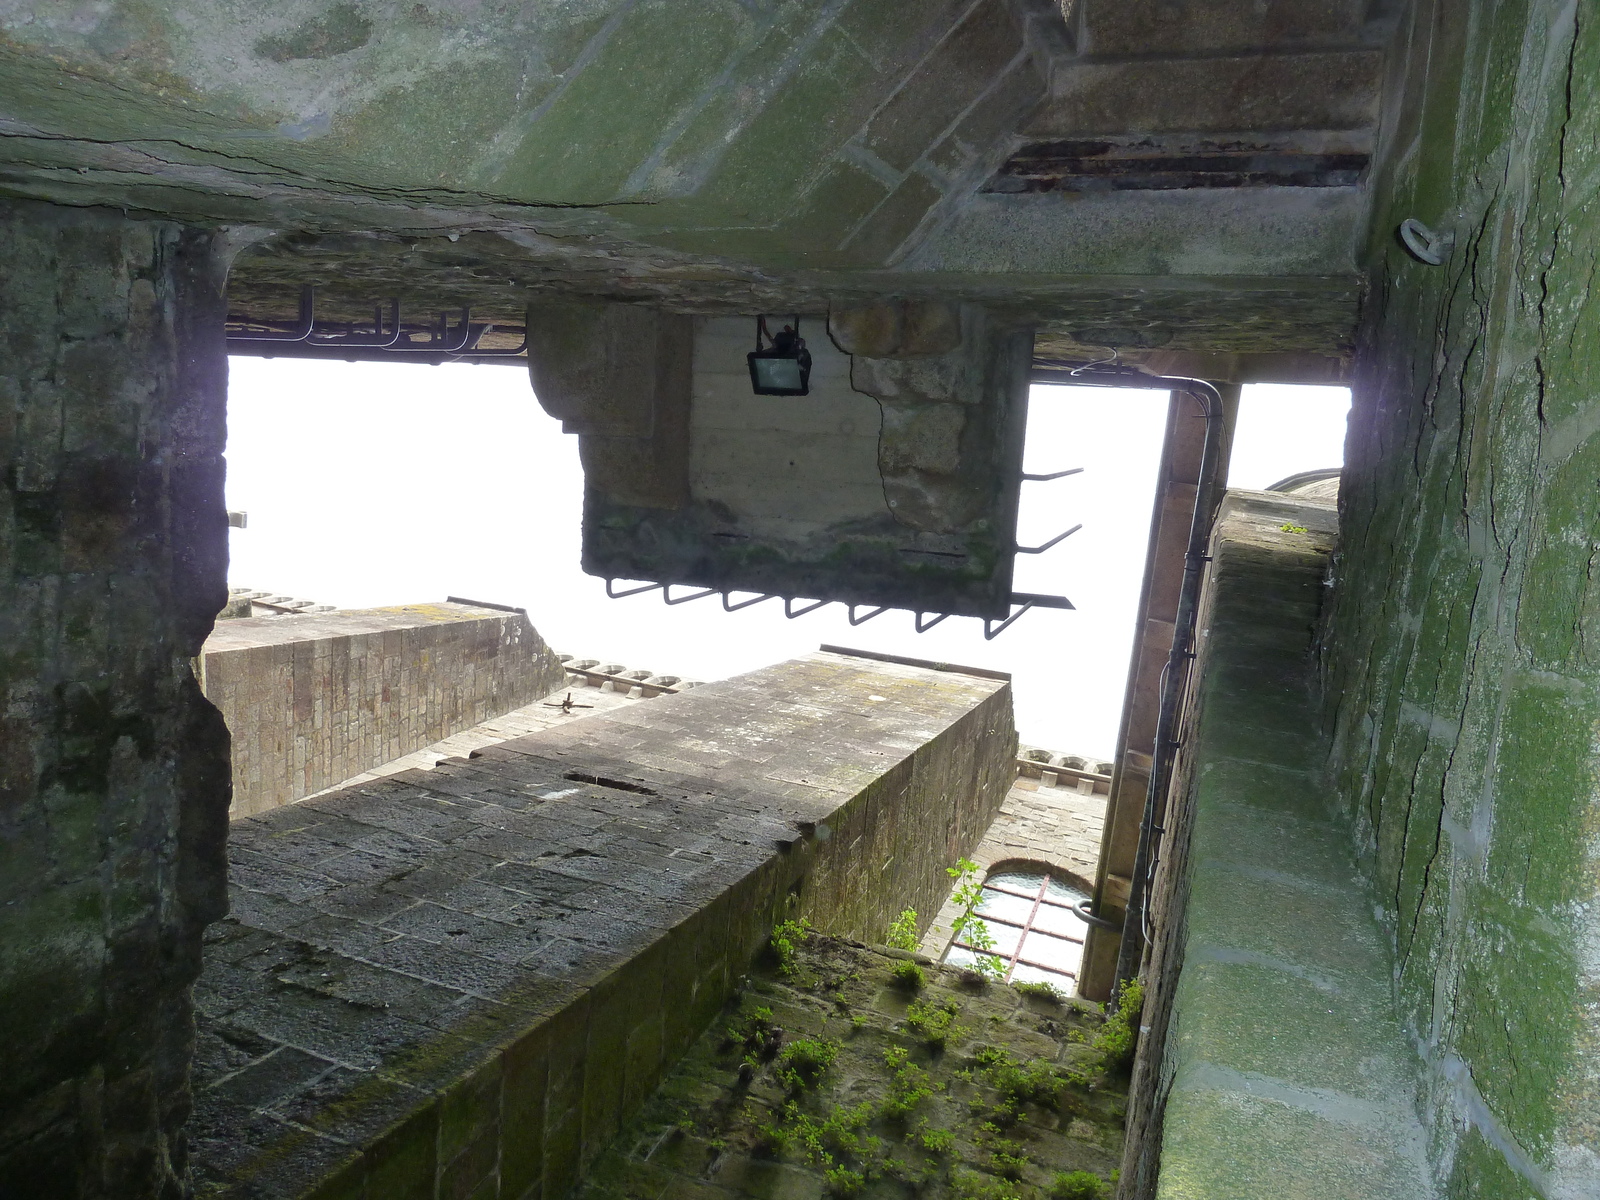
(1013, 980, 1063, 1004)
(948, 859, 1006, 981)
(952, 1169, 1023, 1200)
(878, 1046, 935, 1119)
(768, 917, 812, 978)
(824, 1166, 866, 1197)
(886, 908, 920, 950)
(988, 1141, 1030, 1181)
(1091, 978, 1144, 1070)
(1050, 1171, 1108, 1200)
(914, 1122, 955, 1154)
(890, 960, 925, 990)
(775, 1037, 841, 1091)
(905, 997, 964, 1049)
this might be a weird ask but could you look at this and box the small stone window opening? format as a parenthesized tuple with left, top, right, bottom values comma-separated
(943, 866, 1088, 988)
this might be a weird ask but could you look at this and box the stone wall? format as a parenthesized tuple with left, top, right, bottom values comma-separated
(0, 199, 230, 1197)
(1323, 0, 1600, 1194)
(200, 602, 564, 818)
(579, 932, 1128, 1200)
(191, 650, 1015, 1198)
(1122, 492, 1434, 1200)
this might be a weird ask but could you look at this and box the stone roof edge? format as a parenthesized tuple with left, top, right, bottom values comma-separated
(815, 644, 1012, 683)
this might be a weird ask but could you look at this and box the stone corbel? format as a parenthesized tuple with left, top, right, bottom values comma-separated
(526, 299, 691, 510)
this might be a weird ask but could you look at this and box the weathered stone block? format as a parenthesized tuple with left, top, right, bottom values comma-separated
(0, 198, 229, 1199)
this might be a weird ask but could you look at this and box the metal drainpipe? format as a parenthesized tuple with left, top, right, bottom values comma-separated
(1029, 365, 1226, 1003)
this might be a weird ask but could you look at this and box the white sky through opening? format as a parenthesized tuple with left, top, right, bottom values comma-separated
(223, 359, 1349, 756)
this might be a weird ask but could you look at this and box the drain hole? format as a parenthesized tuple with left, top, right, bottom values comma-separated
(563, 770, 657, 796)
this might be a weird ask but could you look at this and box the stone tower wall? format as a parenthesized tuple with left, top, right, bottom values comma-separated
(200, 603, 565, 819)
(0, 199, 231, 1197)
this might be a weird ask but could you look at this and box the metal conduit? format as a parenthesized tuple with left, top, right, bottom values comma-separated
(1031, 365, 1227, 1004)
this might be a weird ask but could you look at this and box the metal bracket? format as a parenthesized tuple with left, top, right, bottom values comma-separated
(721, 591, 775, 612)
(1010, 591, 1074, 611)
(983, 600, 1035, 640)
(388, 309, 475, 353)
(914, 612, 949, 633)
(227, 289, 530, 360)
(784, 597, 828, 618)
(229, 285, 316, 342)
(1020, 467, 1084, 482)
(847, 605, 888, 626)
(606, 579, 663, 599)
(1016, 524, 1083, 555)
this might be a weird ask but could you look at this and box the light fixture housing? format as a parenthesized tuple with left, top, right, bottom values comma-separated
(747, 315, 812, 395)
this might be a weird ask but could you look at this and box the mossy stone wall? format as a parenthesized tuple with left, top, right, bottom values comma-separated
(579, 933, 1129, 1200)
(0, 199, 231, 1197)
(1328, 0, 1600, 1193)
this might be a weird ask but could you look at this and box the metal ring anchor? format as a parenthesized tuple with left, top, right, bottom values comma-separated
(1074, 899, 1122, 932)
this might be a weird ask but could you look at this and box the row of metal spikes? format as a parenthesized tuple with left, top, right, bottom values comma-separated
(226, 286, 525, 358)
(604, 579, 1073, 640)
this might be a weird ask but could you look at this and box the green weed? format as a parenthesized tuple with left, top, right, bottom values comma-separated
(1013, 980, 1063, 1003)
(774, 1037, 840, 1091)
(769, 918, 813, 977)
(905, 997, 964, 1049)
(891, 960, 925, 990)
(914, 1122, 955, 1153)
(887, 908, 920, 951)
(879, 1046, 935, 1119)
(1092, 978, 1143, 1069)
(1050, 1170, 1108, 1200)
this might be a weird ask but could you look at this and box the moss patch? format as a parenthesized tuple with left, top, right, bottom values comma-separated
(577, 933, 1126, 1200)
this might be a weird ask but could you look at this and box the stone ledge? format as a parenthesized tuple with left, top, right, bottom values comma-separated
(1133, 492, 1436, 1200)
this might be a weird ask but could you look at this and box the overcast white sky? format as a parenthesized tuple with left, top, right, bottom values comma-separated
(224, 359, 1349, 757)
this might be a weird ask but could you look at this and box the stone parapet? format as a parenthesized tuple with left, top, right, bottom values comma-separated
(1121, 492, 1436, 1199)
(191, 650, 1015, 1199)
(200, 602, 564, 818)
